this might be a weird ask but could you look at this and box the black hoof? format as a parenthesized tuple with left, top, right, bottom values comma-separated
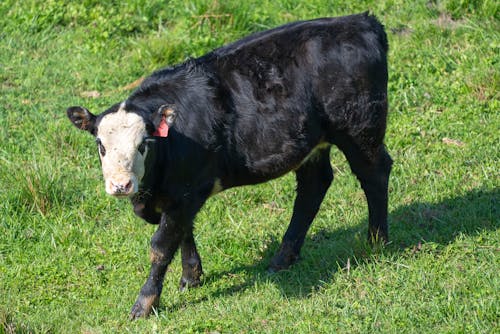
(129, 295, 159, 320)
(179, 276, 202, 291)
(368, 229, 389, 245)
(268, 246, 299, 273)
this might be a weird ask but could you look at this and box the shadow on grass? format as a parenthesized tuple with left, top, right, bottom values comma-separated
(160, 187, 498, 313)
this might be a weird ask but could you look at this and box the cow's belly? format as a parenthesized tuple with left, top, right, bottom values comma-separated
(221, 140, 330, 188)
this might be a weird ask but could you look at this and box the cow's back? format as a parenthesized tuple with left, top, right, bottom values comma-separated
(205, 13, 388, 185)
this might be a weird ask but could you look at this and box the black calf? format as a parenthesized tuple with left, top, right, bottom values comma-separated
(66, 12, 392, 319)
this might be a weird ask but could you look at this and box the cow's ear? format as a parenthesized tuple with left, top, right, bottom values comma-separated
(157, 104, 176, 127)
(151, 104, 176, 137)
(67, 106, 97, 135)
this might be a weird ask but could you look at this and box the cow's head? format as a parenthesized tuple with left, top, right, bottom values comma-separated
(67, 102, 176, 197)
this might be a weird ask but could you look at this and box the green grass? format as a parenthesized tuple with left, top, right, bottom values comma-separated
(0, 0, 498, 333)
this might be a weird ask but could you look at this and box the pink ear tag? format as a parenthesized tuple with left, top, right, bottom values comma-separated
(153, 116, 169, 137)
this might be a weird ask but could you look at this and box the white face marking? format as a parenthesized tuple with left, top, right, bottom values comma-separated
(96, 104, 148, 197)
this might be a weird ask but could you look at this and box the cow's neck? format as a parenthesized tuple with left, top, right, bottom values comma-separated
(138, 137, 169, 195)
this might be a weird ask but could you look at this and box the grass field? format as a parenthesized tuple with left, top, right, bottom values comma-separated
(0, 0, 498, 333)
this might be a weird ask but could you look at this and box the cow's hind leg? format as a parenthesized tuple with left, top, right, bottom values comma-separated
(179, 230, 203, 291)
(337, 139, 392, 243)
(269, 147, 333, 272)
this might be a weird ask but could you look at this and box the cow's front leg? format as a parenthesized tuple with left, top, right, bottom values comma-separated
(130, 212, 183, 319)
(179, 230, 203, 291)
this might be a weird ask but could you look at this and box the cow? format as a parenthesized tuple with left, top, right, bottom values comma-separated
(66, 12, 392, 319)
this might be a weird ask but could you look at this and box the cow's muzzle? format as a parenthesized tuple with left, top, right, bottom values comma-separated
(106, 176, 137, 197)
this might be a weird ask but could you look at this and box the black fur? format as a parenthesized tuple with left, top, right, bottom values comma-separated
(67, 13, 392, 319)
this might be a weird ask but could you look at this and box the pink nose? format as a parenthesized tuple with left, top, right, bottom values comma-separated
(110, 180, 132, 195)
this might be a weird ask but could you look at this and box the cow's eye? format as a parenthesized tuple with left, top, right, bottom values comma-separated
(138, 141, 146, 155)
(96, 138, 106, 156)
(139, 138, 155, 155)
